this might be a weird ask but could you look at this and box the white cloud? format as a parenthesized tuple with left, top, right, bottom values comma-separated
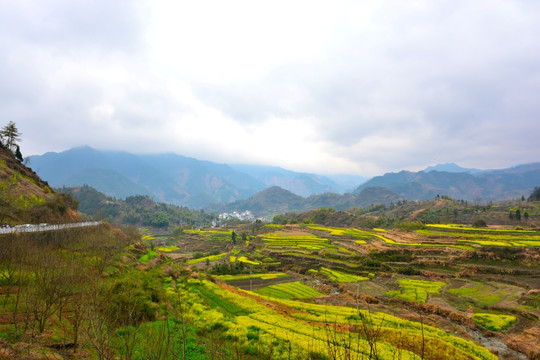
(1, 0, 540, 177)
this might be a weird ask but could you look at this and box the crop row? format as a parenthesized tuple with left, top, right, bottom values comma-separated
(312, 267, 368, 283)
(217, 272, 289, 281)
(155, 245, 179, 252)
(185, 252, 227, 265)
(418, 229, 540, 245)
(184, 229, 233, 241)
(186, 280, 496, 360)
(261, 232, 334, 250)
(375, 234, 474, 250)
(306, 225, 377, 239)
(425, 224, 538, 234)
(242, 289, 497, 360)
(253, 281, 323, 299)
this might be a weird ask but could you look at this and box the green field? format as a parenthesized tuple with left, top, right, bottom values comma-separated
(253, 281, 324, 299)
(313, 267, 368, 283)
(418, 224, 540, 247)
(386, 279, 447, 303)
(217, 272, 289, 281)
(472, 313, 517, 331)
(448, 281, 521, 306)
(185, 229, 233, 241)
(261, 231, 334, 250)
(185, 252, 228, 265)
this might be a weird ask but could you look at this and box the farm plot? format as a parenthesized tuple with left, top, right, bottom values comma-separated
(155, 245, 179, 252)
(217, 272, 289, 282)
(386, 279, 447, 303)
(374, 234, 474, 250)
(184, 229, 233, 241)
(243, 286, 497, 360)
(310, 267, 368, 283)
(253, 281, 324, 299)
(261, 231, 334, 250)
(418, 224, 540, 247)
(185, 252, 228, 265)
(471, 313, 517, 331)
(307, 225, 377, 240)
(447, 280, 523, 307)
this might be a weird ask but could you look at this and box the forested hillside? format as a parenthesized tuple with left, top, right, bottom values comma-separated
(58, 185, 216, 228)
(205, 185, 403, 218)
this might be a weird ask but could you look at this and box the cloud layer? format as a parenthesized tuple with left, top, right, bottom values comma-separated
(1, 0, 539, 176)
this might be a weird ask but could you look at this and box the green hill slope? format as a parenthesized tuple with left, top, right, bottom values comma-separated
(0, 147, 78, 225)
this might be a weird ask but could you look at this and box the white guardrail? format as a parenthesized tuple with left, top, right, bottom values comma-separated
(0, 221, 102, 234)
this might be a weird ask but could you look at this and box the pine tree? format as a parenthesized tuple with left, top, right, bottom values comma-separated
(1, 121, 22, 152)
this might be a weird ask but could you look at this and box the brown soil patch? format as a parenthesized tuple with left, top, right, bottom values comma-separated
(506, 326, 540, 359)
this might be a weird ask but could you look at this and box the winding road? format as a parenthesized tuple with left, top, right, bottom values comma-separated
(0, 221, 102, 234)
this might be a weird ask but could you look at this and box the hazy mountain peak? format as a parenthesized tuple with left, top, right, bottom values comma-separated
(423, 163, 479, 173)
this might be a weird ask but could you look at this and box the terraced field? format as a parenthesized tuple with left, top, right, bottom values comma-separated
(253, 281, 324, 299)
(386, 279, 447, 303)
(261, 231, 333, 250)
(418, 224, 540, 247)
(311, 267, 368, 283)
(217, 272, 289, 281)
(187, 279, 498, 360)
(184, 229, 233, 241)
(164, 222, 540, 358)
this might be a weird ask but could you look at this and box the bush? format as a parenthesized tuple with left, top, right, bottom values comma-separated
(397, 221, 425, 231)
(472, 218, 487, 228)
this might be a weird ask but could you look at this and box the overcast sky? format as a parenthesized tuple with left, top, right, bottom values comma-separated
(1, 0, 539, 177)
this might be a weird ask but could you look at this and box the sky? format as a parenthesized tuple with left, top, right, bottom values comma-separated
(1, 0, 539, 177)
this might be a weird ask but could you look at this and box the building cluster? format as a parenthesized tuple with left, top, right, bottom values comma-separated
(218, 210, 256, 221)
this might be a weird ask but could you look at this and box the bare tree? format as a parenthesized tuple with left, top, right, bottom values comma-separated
(23, 246, 73, 335)
(357, 306, 385, 360)
(84, 281, 117, 360)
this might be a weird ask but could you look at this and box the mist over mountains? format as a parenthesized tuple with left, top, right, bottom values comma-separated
(27, 146, 357, 208)
(28, 146, 540, 215)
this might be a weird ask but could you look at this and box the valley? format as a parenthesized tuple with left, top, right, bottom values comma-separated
(115, 218, 540, 359)
(1, 146, 540, 359)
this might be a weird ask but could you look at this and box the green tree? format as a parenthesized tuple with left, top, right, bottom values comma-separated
(14, 145, 23, 162)
(231, 231, 237, 245)
(528, 187, 540, 202)
(1, 121, 22, 151)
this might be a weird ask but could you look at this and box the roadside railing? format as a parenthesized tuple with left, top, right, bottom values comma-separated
(0, 221, 103, 234)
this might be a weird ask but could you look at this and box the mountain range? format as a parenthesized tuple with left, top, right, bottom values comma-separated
(204, 186, 404, 219)
(27, 146, 358, 208)
(354, 163, 540, 201)
(27, 146, 540, 214)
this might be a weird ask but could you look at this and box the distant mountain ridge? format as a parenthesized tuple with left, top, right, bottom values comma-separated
(229, 164, 348, 197)
(354, 163, 540, 201)
(204, 186, 403, 218)
(423, 163, 482, 174)
(28, 146, 358, 208)
(28, 146, 540, 211)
